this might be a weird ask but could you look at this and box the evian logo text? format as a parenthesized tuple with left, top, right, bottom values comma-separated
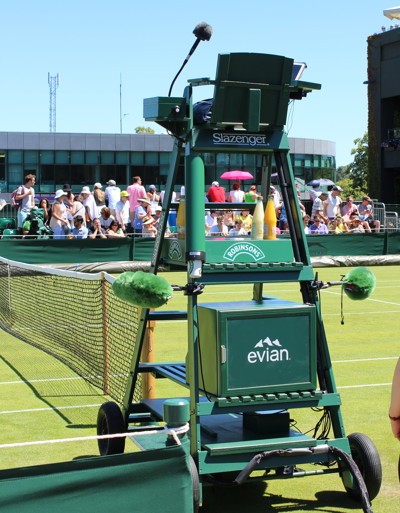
(212, 133, 268, 147)
(223, 243, 265, 262)
(247, 337, 290, 364)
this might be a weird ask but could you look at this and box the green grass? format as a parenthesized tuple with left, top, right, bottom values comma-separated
(0, 265, 399, 512)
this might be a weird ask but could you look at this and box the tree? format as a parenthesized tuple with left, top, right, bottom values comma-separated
(134, 126, 155, 134)
(336, 133, 369, 199)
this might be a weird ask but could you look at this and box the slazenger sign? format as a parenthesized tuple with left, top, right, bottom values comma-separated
(212, 133, 269, 147)
(223, 242, 265, 262)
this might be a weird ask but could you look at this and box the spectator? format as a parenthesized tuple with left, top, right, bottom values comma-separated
(205, 210, 219, 234)
(38, 198, 52, 224)
(71, 216, 88, 239)
(341, 195, 359, 221)
(328, 215, 348, 234)
(210, 216, 228, 236)
(99, 207, 115, 229)
(389, 358, 400, 440)
(115, 190, 130, 232)
(88, 218, 107, 239)
(93, 183, 106, 211)
(223, 209, 235, 231)
(309, 215, 329, 234)
(133, 197, 151, 235)
(303, 214, 311, 234)
(106, 220, 125, 238)
(50, 190, 70, 239)
(270, 185, 282, 210)
(127, 176, 146, 225)
(70, 194, 87, 227)
(227, 183, 245, 203)
(16, 174, 36, 229)
(62, 184, 74, 209)
(142, 216, 157, 237)
(348, 216, 365, 233)
(146, 184, 160, 214)
(81, 186, 98, 227)
(229, 219, 247, 236)
(358, 196, 381, 233)
(244, 185, 258, 203)
(323, 185, 343, 221)
(311, 191, 329, 222)
(159, 188, 177, 205)
(104, 179, 121, 217)
(309, 183, 323, 202)
(207, 181, 226, 202)
(235, 209, 253, 234)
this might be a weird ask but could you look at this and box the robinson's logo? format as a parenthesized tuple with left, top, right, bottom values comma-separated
(168, 240, 183, 261)
(247, 337, 290, 364)
(223, 242, 265, 262)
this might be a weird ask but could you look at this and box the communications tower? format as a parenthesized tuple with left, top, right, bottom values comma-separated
(48, 73, 60, 132)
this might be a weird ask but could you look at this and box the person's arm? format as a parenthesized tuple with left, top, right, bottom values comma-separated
(390, 358, 400, 440)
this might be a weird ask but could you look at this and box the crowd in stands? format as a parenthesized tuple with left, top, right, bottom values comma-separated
(0, 173, 383, 239)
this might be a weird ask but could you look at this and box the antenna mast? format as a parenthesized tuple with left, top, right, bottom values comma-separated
(48, 73, 60, 132)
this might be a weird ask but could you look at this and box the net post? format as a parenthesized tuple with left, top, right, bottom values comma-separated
(101, 272, 110, 396)
(141, 309, 156, 399)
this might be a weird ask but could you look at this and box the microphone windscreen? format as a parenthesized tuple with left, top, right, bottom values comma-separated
(112, 271, 173, 308)
(193, 22, 213, 41)
(342, 267, 376, 301)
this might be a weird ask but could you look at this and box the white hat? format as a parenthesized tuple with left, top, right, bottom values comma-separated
(54, 189, 67, 199)
(155, 206, 162, 211)
(212, 181, 219, 187)
(94, 182, 102, 188)
(81, 186, 91, 194)
(106, 179, 116, 186)
(138, 197, 151, 205)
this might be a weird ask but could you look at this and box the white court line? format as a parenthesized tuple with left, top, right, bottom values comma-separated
(333, 356, 398, 363)
(322, 289, 400, 306)
(338, 383, 391, 389)
(0, 404, 102, 415)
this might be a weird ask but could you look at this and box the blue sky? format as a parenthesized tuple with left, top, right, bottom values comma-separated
(0, 1, 396, 166)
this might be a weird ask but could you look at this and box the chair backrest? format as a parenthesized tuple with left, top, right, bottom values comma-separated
(209, 53, 294, 131)
(0, 217, 16, 231)
(2, 228, 19, 239)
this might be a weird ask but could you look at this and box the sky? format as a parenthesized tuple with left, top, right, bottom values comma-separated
(0, 0, 396, 166)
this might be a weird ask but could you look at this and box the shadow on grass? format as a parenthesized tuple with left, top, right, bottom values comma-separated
(202, 481, 363, 513)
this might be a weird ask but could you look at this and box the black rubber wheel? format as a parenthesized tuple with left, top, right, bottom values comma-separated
(343, 432, 382, 501)
(97, 401, 126, 456)
(189, 456, 200, 513)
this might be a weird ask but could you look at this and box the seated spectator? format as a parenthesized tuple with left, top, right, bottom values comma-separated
(328, 215, 348, 234)
(106, 220, 125, 238)
(303, 214, 311, 234)
(358, 196, 381, 232)
(228, 219, 247, 236)
(205, 210, 218, 234)
(210, 216, 228, 236)
(89, 218, 107, 239)
(142, 217, 157, 237)
(348, 216, 365, 233)
(235, 209, 253, 234)
(38, 198, 52, 224)
(207, 181, 226, 202)
(341, 195, 358, 223)
(223, 209, 234, 230)
(244, 185, 258, 202)
(309, 215, 329, 234)
(71, 216, 88, 239)
(227, 183, 245, 203)
(71, 194, 87, 227)
(100, 207, 115, 229)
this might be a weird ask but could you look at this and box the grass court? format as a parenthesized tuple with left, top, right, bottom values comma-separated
(0, 265, 399, 512)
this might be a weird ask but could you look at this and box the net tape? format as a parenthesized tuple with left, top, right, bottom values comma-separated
(0, 257, 142, 404)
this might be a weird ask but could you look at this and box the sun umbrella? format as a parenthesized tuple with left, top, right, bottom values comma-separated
(307, 178, 335, 187)
(220, 170, 254, 181)
(384, 6, 400, 20)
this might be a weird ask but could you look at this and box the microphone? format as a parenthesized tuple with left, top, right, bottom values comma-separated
(112, 271, 173, 308)
(168, 22, 213, 97)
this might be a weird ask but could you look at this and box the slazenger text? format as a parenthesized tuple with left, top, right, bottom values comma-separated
(212, 133, 268, 147)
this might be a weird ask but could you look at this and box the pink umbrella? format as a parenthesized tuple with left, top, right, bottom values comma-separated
(220, 170, 254, 181)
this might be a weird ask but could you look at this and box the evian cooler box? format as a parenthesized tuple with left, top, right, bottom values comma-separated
(196, 299, 316, 397)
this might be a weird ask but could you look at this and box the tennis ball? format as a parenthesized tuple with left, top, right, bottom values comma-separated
(342, 267, 376, 301)
(112, 271, 173, 308)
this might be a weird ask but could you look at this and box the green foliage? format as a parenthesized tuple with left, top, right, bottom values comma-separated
(336, 177, 368, 201)
(347, 132, 369, 191)
(134, 126, 155, 134)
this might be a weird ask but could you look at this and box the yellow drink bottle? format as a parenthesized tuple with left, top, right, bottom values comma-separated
(176, 186, 185, 239)
(263, 194, 277, 240)
(251, 196, 264, 240)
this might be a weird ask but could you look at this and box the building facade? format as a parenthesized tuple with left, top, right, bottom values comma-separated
(367, 27, 400, 203)
(0, 132, 335, 194)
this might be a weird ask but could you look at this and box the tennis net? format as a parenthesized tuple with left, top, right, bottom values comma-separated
(0, 256, 142, 405)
